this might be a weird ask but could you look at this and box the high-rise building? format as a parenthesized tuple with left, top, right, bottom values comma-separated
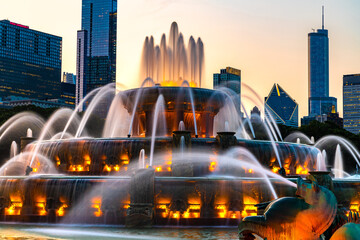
(213, 67, 241, 112)
(307, 6, 337, 116)
(265, 84, 298, 128)
(0, 20, 61, 100)
(343, 74, 360, 134)
(76, 0, 117, 108)
(61, 82, 76, 108)
(63, 72, 76, 84)
(76, 30, 87, 110)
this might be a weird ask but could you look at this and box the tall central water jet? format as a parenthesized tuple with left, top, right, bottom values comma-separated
(140, 22, 204, 87)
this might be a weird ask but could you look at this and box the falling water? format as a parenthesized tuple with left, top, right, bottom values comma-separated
(27, 128, 33, 138)
(128, 78, 155, 137)
(178, 121, 185, 131)
(322, 150, 327, 168)
(240, 102, 255, 139)
(102, 91, 131, 138)
(140, 22, 204, 87)
(0, 114, 44, 142)
(10, 141, 18, 159)
(29, 108, 74, 167)
(334, 144, 344, 178)
(180, 136, 185, 159)
(311, 136, 315, 144)
(224, 121, 230, 132)
(75, 87, 115, 138)
(226, 147, 278, 199)
(315, 135, 360, 168)
(60, 85, 105, 139)
(182, 80, 198, 137)
(248, 114, 282, 168)
(149, 95, 166, 167)
(284, 132, 312, 144)
(139, 149, 145, 169)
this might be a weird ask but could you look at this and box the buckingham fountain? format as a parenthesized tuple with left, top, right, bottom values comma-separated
(0, 22, 359, 239)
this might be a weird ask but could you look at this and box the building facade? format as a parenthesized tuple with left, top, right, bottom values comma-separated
(213, 67, 241, 112)
(76, 0, 117, 108)
(343, 74, 360, 134)
(307, 7, 337, 117)
(76, 30, 87, 110)
(265, 84, 298, 128)
(61, 82, 76, 108)
(63, 72, 76, 84)
(0, 20, 62, 100)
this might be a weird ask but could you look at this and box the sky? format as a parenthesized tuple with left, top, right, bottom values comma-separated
(0, 0, 359, 119)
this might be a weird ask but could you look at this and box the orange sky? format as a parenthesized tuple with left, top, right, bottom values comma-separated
(0, 0, 359, 120)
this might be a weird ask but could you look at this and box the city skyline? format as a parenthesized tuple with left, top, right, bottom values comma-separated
(0, 0, 359, 119)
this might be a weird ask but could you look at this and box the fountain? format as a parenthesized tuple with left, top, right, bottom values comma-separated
(0, 22, 358, 239)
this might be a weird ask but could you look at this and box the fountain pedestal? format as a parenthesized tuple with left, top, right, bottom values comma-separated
(126, 168, 155, 227)
(216, 132, 237, 150)
(172, 130, 193, 177)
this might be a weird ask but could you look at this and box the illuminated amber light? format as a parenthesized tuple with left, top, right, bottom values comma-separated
(296, 165, 309, 175)
(156, 166, 162, 172)
(209, 161, 217, 172)
(157, 204, 169, 218)
(241, 196, 258, 218)
(248, 169, 253, 173)
(103, 165, 112, 172)
(91, 197, 102, 217)
(114, 165, 120, 171)
(57, 203, 68, 217)
(215, 204, 227, 218)
(272, 166, 280, 173)
(5, 196, 22, 216)
(172, 211, 180, 219)
(36, 202, 47, 216)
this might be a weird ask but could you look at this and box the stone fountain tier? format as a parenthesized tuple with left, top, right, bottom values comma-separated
(121, 86, 228, 137)
(0, 176, 358, 226)
(27, 137, 319, 176)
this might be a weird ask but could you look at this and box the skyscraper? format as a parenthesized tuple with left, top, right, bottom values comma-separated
(343, 74, 360, 134)
(63, 72, 76, 84)
(265, 84, 298, 128)
(307, 6, 337, 116)
(0, 20, 61, 100)
(213, 67, 241, 112)
(76, 0, 117, 107)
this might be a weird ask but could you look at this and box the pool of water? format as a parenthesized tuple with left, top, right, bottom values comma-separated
(0, 224, 238, 240)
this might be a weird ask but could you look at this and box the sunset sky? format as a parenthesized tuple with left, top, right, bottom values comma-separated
(0, 0, 359, 119)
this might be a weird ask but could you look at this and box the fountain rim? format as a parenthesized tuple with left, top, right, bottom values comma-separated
(30, 136, 318, 147)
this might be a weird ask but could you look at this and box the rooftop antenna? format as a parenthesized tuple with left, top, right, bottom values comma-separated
(322, 5, 324, 29)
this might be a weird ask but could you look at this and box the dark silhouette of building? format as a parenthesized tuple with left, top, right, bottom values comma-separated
(343, 74, 360, 133)
(0, 20, 61, 100)
(61, 82, 76, 108)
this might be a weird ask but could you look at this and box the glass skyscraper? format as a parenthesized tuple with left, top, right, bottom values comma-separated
(265, 84, 298, 128)
(308, 7, 336, 116)
(213, 67, 241, 112)
(343, 74, 360, 134)
(0, 20, 61, 100)
(76, 0, 117, 108)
